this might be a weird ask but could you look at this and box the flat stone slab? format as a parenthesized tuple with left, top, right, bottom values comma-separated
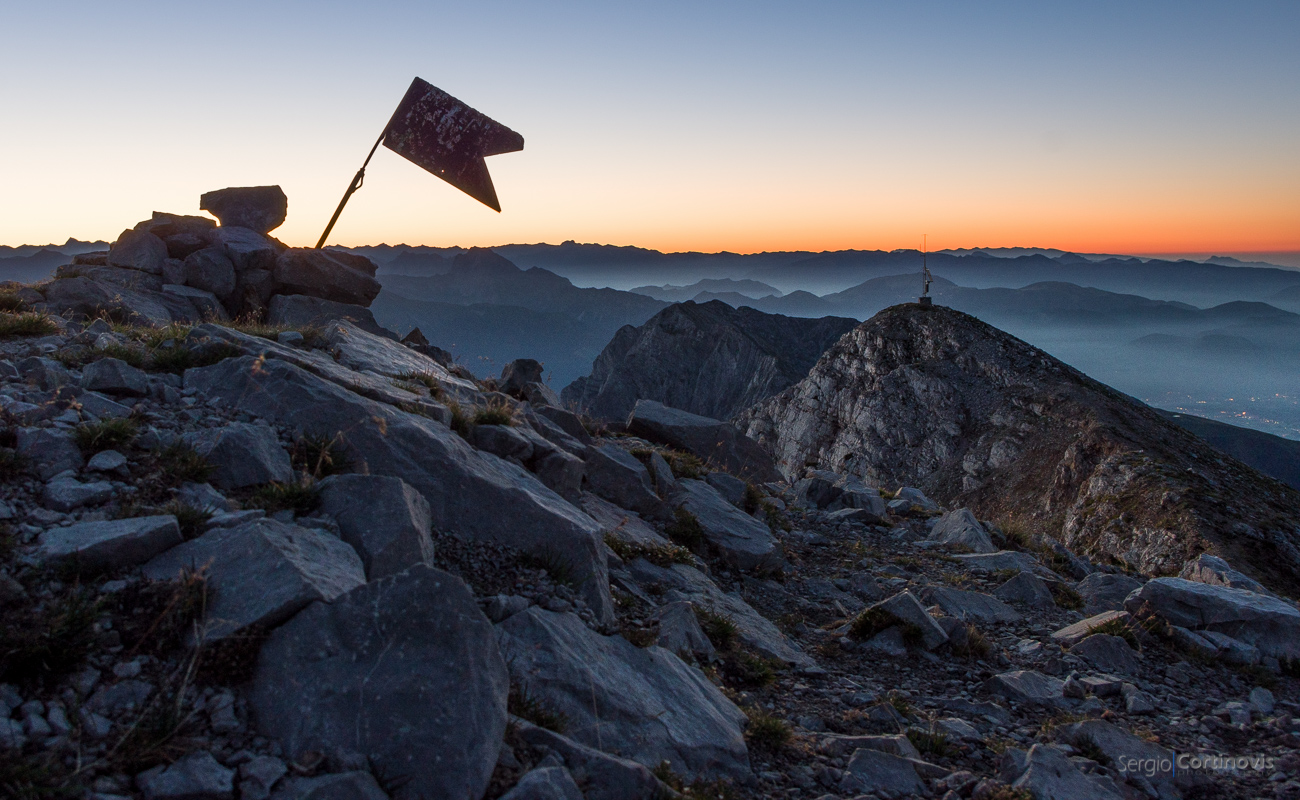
(143, 518, 365, 640)
(841, 748, 926, 798)
(1051, 610, 1130, 647)
(1070, 634, 1139, 674)
(673, 479, 781, 571)
(1126, 577, 1300, 661)
(39, 515, 182, 571)
(983, 670, 1068, 709)
(919, 586, 1021, 624)
(497, 606, 750, 782)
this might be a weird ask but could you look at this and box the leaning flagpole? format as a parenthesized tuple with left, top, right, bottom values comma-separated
(315, 129, 388, 249)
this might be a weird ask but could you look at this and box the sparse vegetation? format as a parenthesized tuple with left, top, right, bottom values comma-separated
(1047, 581, 1084, 611)
(695, 607, 739, 650)
(448, 402, 473, 438)
(848, 605, 922, 645)
(520, 547, 577, 587)
(158, 500, 213, 540)
(246, 480, 319, 515)
(75, 417, 139, 454)
(508, 685, 568, 733)
(652, 762, 739, 800)
(745, 709, 792, 752)
(666, 507, 706, 551)
(290, 433, 352, 479)
(602, 532, 694, 568)
(661, 449, 705, 479)
(907, 727, 952, 757)
(0, 583, 100, 685)
(1069, 732, 1111, 766)
(396, 370, 444, 399)
(952, 623, 991, 659)
(0, 311, 59, 339)
(0, 749, 83, 799)
(153, 441, 214, 485)
(1089, 617, 1140, 650)
(0, 290, 27, 313)
(720, 650, 777, 688)
(473, 401, 515, 426)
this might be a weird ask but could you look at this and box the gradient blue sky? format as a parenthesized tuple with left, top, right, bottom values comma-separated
(2, 1, 1298, 261)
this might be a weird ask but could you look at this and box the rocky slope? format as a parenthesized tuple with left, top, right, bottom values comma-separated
(740, 303, 1300, 595)
(3, 221, 1300, 800)
(562, 300, 858, 421)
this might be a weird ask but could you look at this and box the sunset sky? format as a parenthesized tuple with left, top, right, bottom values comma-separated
(2, 1, 1297, 262)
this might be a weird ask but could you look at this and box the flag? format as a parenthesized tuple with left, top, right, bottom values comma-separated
(382, 78, 525, 212)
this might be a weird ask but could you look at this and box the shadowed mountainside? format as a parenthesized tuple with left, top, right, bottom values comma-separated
(739, 303, 1300, 594)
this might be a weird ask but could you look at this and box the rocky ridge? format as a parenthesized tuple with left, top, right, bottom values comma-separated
(562, 300, 858, 421)
(740, 303, 1300, 597)
(0, 230, 1299, 799)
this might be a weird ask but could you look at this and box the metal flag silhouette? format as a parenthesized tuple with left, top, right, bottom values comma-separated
(316, 78, 524, 248)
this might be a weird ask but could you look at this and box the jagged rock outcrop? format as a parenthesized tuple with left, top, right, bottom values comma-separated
(740, 304, 1300, 594)
(562, 300, 857, 421)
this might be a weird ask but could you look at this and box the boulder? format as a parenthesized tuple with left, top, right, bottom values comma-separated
(497, 607, 750, 781)
(500, 359, 544, 396)
(1011, 744, 1124, 800)
(1179, 553, 1270, 595)
(16, 427, 83, 480)
(1077, 572, 1143, 614)
(839, 748, 926, 798)
(471, 423, 533, 461)
(535, 406, 592, 444)
(107, 229, 167, 275)
(82, 357, 150, 397)
(866, 591, 949, 649)
(652, 601, 716, 663)
(267, 294, 390, 339)
(626, 400, 778, 482)
(929, 508, 997, 553)
(1058, 719, 1192, 798)
(994, 571, 1056, 608)
(184, 423, 294, 489)
(136, 751, 234, 800)
(1070, 634, 1139, 674)
(704, 471, 747, 508)
(210, 226, 279, 272)
(1125, 577, 1300, 661)
(200, 185, 288, 234)
(252, 566, 506, 800)
(531, 448, 585, 502)
(183, 247, 238, 300)
(143, 518, 365, 640)
(499, 766, 583, 800)
(316, 474, 434, 580)
(273, 249, 381, 307)
(1051, 610, 1131, 647)
(584, 444, 663, 520)
(42, 475, 114, 511)
(42, 275, 195, 325)
(267, 772, 388, 800)
(161, 284, 230, 321)
(1198, 630, 1261, 665)
(136, 211, 216, 241)
(580, 493, 673, 550)
(511, 719, 669, 800)
(983, 670, 1068, 709)
(672, 479, 781, 570)
(918, 586, 1021, 624)
(184, 356, 613, 623)
(895, 487, 938, 511)
(39, 515, 182, 572)
(319, 320, 464, 384)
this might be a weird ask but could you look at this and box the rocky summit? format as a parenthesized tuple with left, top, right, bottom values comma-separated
(2, 219, 1300, 800)
(741, 303, 1300, 596)
(562, 300, 857, 421)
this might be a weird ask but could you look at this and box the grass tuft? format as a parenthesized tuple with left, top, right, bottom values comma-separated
(75, 417, 139, 455)
(603, 533, 694, 568)
(666, 507, 706, 552)
(695, 607, 739, 650)
(473, 401, 514, 426)
(0, 584, 100, 685)
(0, 290, 27, 313)
(907, 728, 952, 758)
(0, 312, 58, 339)
(1047, 581, 1085, 611)
(153, 441, 214, 486)
(290, 433, 351, 479)
(508, 685, 568, 733)
(745, 709, 792, 752)
(246, 480, 319, 515)
(953, 623, 992, 659)
(1088, 617, 1140, 650)
(395, 371, 445, 399)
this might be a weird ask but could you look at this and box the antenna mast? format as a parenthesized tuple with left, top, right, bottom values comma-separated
(919, 233, 933, 306)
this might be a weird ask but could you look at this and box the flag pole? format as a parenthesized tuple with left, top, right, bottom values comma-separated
(315, 128, 389, 249)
